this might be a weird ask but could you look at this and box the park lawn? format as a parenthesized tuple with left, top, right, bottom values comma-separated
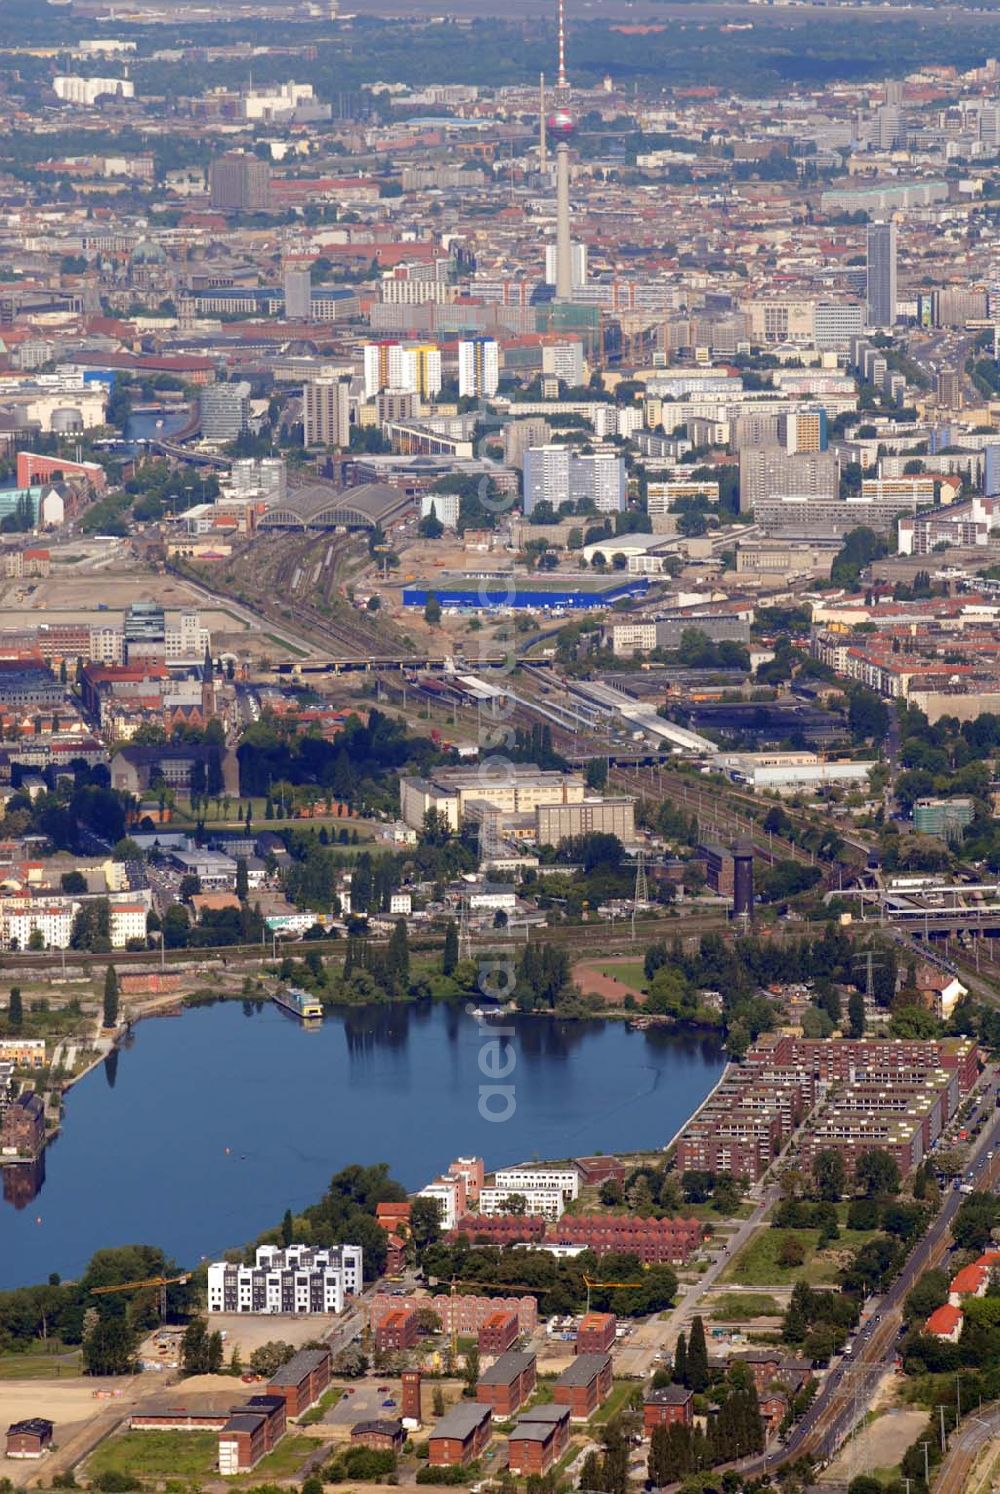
(86, 1430, 219, 1480)
(238, 1434, 316, 1480)
(719, 1227, 880, 1288)
(709, 1293, 783, 1322)
(0, 1345, 83, 1379)
(590, 961, 647, 991)
(684, 1201, 756, 1223)
(299, 1386, 344, 1424)
(591, 1382, 636, 1425)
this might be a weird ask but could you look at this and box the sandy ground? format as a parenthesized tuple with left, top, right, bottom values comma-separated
(572, 960, 646, 1005)
(201, 1314, 339, 1358)
(0, 1377, 150, 1487)
(0, 566, 250, 638)
(822, 1400, 928, 1483)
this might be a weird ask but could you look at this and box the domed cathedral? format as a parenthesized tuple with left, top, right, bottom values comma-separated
(127, 236, 169, 291)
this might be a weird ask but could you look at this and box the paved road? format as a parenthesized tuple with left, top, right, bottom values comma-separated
(933, 1402, 1000, 1494)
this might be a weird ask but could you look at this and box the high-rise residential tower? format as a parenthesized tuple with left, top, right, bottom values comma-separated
(458, 338, 499, 399)
(866, 220, 897, 328)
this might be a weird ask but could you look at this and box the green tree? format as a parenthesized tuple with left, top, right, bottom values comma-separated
(387, 918, 410, 993)
(102, 965, 119, 1029)
(462, 1343, 480, 1396)
(847, 989, 866, 1038)
(235, 856, 249, 900)
(442, 919, 459, 976)
(813, 1149, 847, 1202)
(673, 1330, 687, 1386)
(83, 1318, 135, 1376)
(855, 1148, 901, 1198)
(424, 593, 442, 626)
(249, 1341, 296, 1377)
(8, 986, 22, 1028)
(410, 1195, 444, 1258)
(181, 1317, 222, 1375)
(903, 1269, 950, 1325)
(687, 1315, 708, 1392)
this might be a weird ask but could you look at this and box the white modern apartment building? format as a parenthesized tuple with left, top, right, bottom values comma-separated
(303, 378, 351, 448)
(207, 1244, 362, 1315)
(522, 444, 625, 515)
(458, 338, 499, 399)
(420, 492, 460, 529)
(418, 1179, 462, 1230)
(479, 1187, 566, 1220)
(363, 342, 441, 400)
(110, 903, 148, 948)
(494, 1167, 580, 1200)
(541, 341, 585, 387)
(1, 900, 74, 951)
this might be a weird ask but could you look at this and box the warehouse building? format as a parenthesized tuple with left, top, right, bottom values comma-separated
(401, 576, 648, 612)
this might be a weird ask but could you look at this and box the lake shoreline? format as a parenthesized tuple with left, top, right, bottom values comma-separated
(1, 1000, 727, 1290)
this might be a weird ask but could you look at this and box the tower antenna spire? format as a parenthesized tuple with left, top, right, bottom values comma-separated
(556, 0, 568, 90)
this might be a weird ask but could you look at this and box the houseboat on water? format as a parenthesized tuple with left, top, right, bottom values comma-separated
(273, 986, 323, 1022)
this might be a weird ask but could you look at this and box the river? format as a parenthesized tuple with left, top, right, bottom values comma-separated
(123, 406, 192, 450)
(0, 1002, 725, 1289)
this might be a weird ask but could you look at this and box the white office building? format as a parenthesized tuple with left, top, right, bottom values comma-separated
(479, 1187, 567, 1220)
(207, 1244, 363, 1315)
(494, 1167, 581, 1200)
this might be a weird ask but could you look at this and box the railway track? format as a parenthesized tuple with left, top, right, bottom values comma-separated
(216, 533, 413, 660)
(611, 765, 815, 868)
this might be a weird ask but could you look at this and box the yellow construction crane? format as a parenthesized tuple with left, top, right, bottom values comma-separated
(91, 1273, 190, 1321)
(582, 1274, 646, 1313)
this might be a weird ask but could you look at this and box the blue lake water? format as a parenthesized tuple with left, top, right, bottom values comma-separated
(0, 1001, 725, 1289)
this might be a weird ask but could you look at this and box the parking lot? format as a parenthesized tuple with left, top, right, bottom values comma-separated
(325, 1380, 402, 1427)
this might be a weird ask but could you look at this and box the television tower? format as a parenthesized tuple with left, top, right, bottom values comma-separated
(549, 0, 575, 299)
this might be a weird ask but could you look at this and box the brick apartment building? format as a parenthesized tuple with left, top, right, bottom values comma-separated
(730, 1352, 812, 1400)
(476, 1350, 537, 1416)
(798, 1110, 925, 1177)
(266, 1348, 330, 1419)
(218, 1397, 285, 1476)
(5, 1419, 53, 1458)
(676, 1035, 979, 1183)
(428, 1403, 493, 1466)
(546, 1215, 703, 1264)
(643, 1387, 694, 1436)
(351, 1419, 405, 1452)
(507, 1405, 571, 1475)
(553, 1353, 613, 1419)
(376, 1306, 420, 1352)
(371, 1291, 538, 1337)
(745, 1035, 979, 1092)
(451, 1214, 546, 1246)
(479, 1309, 520, 1354)
(0, 1091, 44, 1156)
(576, 1312, 616, 1355)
